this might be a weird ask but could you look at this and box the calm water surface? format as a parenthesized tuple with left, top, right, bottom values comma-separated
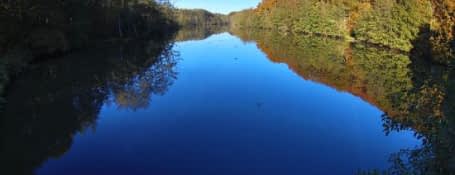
(38, 33, 419, 174)
(6, 31, 453, 174)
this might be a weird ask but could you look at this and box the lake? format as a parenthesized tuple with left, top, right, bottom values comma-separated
(2, 29, 454, 175)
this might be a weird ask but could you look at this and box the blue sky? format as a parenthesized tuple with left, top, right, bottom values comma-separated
(173, 0, 261, 14)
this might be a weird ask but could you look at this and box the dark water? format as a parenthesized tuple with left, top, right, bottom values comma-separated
(2, 30, 454, 175)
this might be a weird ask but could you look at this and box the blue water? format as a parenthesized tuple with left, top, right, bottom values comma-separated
(37, 33, 420, 175)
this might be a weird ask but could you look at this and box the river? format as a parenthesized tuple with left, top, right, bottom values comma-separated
(2, 29, 454, 174)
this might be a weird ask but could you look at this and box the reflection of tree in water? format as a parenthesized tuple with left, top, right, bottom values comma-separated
(230, 29, 455, 174)
(109, 24, 225, 110)
(0, 0, 178, 114)
(174, 25, 229, 42)
(379, 55, 455, 174)
(0, 36, 178, 174)
(111, 44, 178, 110)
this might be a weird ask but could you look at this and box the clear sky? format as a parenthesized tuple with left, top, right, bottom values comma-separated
(173, 0, 261, 14)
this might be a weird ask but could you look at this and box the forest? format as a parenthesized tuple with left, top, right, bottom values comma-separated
(229, 0, 454, 64)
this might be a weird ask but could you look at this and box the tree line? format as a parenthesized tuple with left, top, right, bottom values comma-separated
(229, 0, 454, 64)
(174, 8, 228, 27)
(0, 0, 178, 53)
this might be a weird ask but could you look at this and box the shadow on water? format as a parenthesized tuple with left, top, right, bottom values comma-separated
(0, 15, 231, 173)
(230, 28, 455, 174)
(0, 0, 178, 111)
(375, 24, 455, 175)
(0, 1, 181, 173)
(0, 36, 179, 175)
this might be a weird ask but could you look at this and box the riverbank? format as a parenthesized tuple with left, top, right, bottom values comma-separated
(228, 0, 454, 64)
(0, 0, 179, 111)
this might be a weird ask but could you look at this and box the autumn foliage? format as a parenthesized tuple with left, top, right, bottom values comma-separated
(229, 0, 454, 64)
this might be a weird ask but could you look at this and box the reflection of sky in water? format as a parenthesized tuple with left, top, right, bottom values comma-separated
(38, 33, 421, 175)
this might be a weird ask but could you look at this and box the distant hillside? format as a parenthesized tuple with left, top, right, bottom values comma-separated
(174, 9, 228, 27)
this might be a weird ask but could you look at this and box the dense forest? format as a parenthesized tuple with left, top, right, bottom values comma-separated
(0, 0, 177, 53)
(229, 0, 454, 64)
